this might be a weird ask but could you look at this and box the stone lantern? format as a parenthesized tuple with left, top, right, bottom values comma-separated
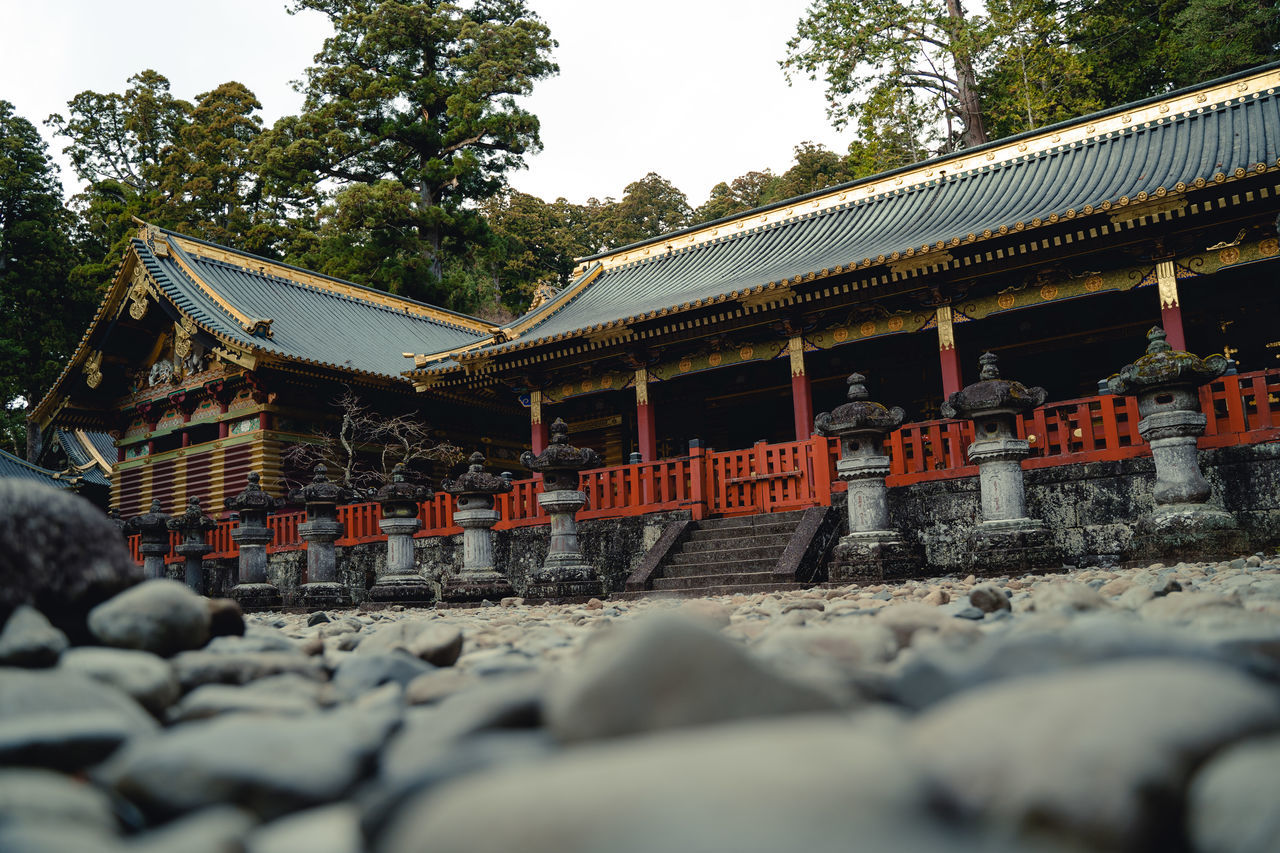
(127, 499, 172, 580)
(440, 451, 514, 602)
(369, 464, 434, 606)
(289, 464, 352, 609)
(814, 372, 920, 581)
(942, 352, 1059, 573)
(225, 472, 283, 610)
(168, 496, 216, 594)
(106, 508, 128, 539)
(1104, 327, 1244, 559)
(520, 418, 602, 599)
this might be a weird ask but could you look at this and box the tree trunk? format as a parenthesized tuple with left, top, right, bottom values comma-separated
(417, 176, 442, 282)
(944, 0, 988, 148)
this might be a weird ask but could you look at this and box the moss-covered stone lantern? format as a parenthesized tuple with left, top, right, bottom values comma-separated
(1104, 327, 1244, 560)
(520, 418, 602, 600)
(942, 352, 1059, 573)
(440, 451, 514, 602)
(369, 464, 434, 606)
(814, 372, 920, 581)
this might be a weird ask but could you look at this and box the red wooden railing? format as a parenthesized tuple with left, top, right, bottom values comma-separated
(125, 368, 1280, 562)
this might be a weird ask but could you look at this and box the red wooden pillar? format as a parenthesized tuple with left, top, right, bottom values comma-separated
(635, 368, 657, 461)
(789, 336, 813, 440)
(1157, 261, 1187, 351)
(937, 306, 962, 397)
(530, 390, 548, 455)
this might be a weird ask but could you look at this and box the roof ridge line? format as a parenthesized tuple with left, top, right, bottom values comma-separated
(163, 230, 497, 334)
(573, 64, 1280, 276)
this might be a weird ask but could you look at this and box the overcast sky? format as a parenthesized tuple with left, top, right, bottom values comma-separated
(0, 0, 854, 206)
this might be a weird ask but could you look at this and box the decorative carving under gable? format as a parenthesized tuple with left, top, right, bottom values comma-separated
(83, 351, 103, 389)
(173, 316, 196, 359)
(127, 264, 153, 320)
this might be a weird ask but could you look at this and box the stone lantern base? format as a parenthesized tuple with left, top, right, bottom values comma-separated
(966, 518, 1062, 575)
(300, 581, 350, 610)
(829, 533, 922, 583)
(523, 568, 603, 601)
(367, 575, 435, 607)
(230, 583, 282, 612)
(440, 569, 512, 603)
(524, 550, 602, 600)
(1129, 504, 1247, 563)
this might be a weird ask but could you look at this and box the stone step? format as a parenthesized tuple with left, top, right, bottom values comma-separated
(679, 534, 793, 554)
(652, 571, 788, 591)
(612, 582, 809, 601)
(686, 520, 801, 541)
(695, 509, 809, 529)
(667, 544, 786, 567)
(660, 556, 781, 579)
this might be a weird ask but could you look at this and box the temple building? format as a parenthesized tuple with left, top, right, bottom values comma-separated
(31, 63, 1280, 518)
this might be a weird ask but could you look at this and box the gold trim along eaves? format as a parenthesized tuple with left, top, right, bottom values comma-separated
(574, 67, 1280, 276)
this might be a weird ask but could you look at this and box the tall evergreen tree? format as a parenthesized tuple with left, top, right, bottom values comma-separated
(260, 0, 558, 305)
(0, 101, 87, 455)
(594, 173, 692, 249)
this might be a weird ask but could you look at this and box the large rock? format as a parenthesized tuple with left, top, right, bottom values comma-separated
(0, 480, 141, 642)
(1187, 732, 1280, 853)
(127, 805, 257, 853)
(0, 666, 154, 725)
(0, 605, 67, 667)
(170, 683, 321, 722)
(0, 767, 118, 833)
(356, 621, 464, 667)
(88, 580, 211, 657)
(331, 652, 435, 699)
(544, 614, 842, 742)
(245, 803, 361, 853)
(58, 647, 180, 716)
(99, 707, 399, 820)
(377, 715, 995, 853)
(169, 650, 326, 692)
(908, 659, 1280, 848)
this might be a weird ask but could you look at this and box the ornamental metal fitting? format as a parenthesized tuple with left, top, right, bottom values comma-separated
(442, 452, 514, 497)
(1104, 327, 1228, 395)
(941, 352, 1046, 420)
(375, 463, 433, 505)
(520, 418, 601, 491)
(225, 472, 283, 514)
(126, 499, 171, 539)
(288, 463, 352, 507)
(814, 372, 905, 437)
(167, 496, 217, 538)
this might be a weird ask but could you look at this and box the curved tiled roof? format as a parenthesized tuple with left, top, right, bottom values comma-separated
(55, 429, 112, 487)
(0, 447, 77, 489)
(417, 63, 1280, 371)
(142, 231, 492, 379)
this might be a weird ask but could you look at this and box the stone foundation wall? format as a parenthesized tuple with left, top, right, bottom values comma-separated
(876, 442, 1280, 572)
(196, 442, 1278, 602)
(201, 510, 691, 606)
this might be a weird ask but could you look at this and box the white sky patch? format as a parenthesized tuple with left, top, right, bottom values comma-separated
(0, 0, 854, 207)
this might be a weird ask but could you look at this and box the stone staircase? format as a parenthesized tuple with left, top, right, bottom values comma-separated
(626, 509, 822, 598)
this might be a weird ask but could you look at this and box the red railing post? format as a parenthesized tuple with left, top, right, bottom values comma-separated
(809, 433, 833, 506)
(687, 440, 708, 520)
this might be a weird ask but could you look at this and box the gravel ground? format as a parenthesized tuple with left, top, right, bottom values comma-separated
(3, 552, 1280, 853)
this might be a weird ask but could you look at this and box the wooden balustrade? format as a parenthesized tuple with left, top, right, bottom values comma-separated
(121, 368, 1280, 565)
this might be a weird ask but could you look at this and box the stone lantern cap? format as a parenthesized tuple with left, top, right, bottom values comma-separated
(942, 353, 1046, 419)
(225, 472, 283, 514)
(288, 464, 352, 506)
(375, 464, 433, 505)
(1104, 327, 1228, 395)
(167, 496, 217, 536)
(814, 373, 906, 437)
(521, 419, 601, 490)
(126, 499, 171, 536)
(442, 452, 514, 497)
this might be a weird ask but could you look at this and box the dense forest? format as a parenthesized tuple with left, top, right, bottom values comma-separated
(2, 0, 1278, 453)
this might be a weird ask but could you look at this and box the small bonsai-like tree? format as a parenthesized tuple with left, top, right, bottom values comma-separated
(280, 389, 461, 497)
